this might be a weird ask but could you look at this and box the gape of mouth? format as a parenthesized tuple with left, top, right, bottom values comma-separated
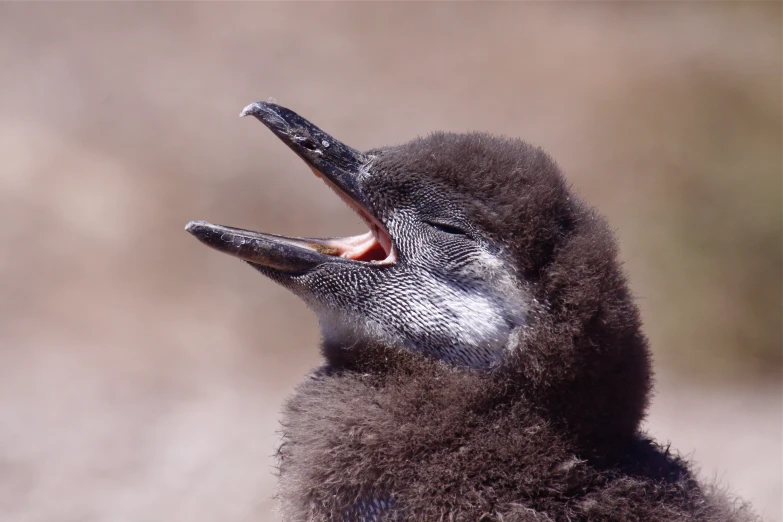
(314, 171, 395, 265)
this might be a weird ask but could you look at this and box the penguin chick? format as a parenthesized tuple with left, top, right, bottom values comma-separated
(186, 102, 759, 522)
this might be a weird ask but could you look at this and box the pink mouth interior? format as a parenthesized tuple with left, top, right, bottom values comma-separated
(321, 231, 390, 263)
(310, 168, 395, 264)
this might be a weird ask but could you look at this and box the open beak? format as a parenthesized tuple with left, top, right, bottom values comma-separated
(185, 102, 394, 274)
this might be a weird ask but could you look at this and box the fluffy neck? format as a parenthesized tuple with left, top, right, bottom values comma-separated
(277, 353, 752, 522)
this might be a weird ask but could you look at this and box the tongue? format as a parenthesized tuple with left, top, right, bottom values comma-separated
(321, 232, 388, 262)
(350, 237, 388, 262)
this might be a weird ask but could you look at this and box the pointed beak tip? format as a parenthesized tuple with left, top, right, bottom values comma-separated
(239, 101, 294, 136)
(239, 102, 258, 118)
(240, 100, 279, 119)
(185, 220, 209, 237)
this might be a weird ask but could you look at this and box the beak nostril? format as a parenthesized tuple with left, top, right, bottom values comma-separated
(295, 136, 319, 152)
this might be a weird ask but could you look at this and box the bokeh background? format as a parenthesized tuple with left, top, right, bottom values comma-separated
(0, 3, 780, 521)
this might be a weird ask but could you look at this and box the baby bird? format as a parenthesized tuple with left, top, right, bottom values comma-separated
(186, 102, 758, 522)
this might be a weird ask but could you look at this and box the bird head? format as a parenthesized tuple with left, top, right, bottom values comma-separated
(187, 102, 651, 443)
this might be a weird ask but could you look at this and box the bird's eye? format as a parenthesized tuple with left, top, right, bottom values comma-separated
(426, 221, 468, 236)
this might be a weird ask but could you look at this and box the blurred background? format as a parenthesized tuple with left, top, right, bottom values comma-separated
(0, 3, 780, 521)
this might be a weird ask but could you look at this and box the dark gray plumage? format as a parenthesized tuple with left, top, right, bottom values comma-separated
(186, 102, 759, 522)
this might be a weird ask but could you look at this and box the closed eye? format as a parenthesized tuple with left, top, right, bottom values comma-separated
(426, 221, 468, 236)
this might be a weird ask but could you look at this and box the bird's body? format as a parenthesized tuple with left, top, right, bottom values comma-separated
(186, 102, 758, 522)
(280, 356, 728, 522)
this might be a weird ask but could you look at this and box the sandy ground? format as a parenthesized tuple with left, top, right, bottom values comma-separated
(0, 4, 780, 521)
